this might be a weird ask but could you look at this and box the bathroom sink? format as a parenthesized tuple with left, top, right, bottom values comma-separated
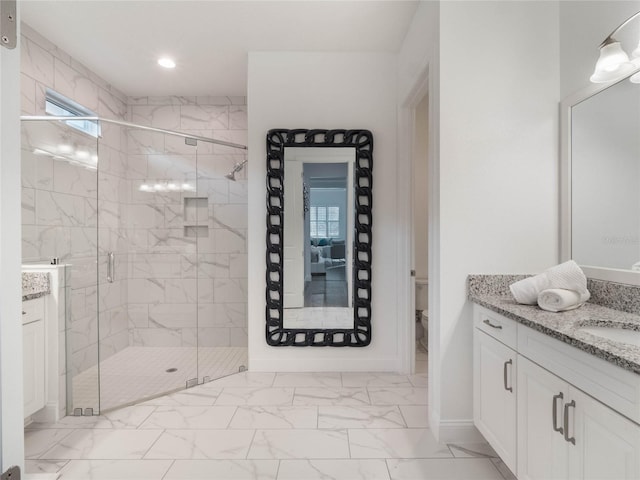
(577, 325, 640, 347)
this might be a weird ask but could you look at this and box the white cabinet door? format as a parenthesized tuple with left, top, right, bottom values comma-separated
(23, 320, 45, 418)
(517, 356, 570, 480)
(474, 329, 517, 473)
(569, 386, 640, 480)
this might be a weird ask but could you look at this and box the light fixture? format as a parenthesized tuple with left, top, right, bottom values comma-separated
(591, 11, 640, 83)
(157, 57, 176, 69)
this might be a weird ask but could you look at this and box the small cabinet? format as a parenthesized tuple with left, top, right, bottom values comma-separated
(473, 318, 517, 473)
(518, 355, 640, 480)
(22, 297, 45, 418)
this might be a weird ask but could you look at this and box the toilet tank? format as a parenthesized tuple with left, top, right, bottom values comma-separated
(415, 278, 428, 311)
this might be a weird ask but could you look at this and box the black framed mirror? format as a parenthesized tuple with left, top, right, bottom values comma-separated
(266, 129, 373, 346)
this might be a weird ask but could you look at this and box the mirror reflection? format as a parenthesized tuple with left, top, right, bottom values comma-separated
(283, 147, 354, 329)
(571, 78, 640, 271)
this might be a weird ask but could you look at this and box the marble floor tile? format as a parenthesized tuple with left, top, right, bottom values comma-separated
(293, 387, 370, 406)
(273, 372, 342, 387)
(367, 387, 428, 405)
(138, 405, 237, 429)
(56, 459, 172, 480)
(198, 371, 275, 388)
(40, 429, 163, 460)
(144, 429, 254, 459)
(139, 388, 221, 406)
(399, 406, 429, 428)
(164, 459, 279, 479)
(278, 459, 391, 480)
(247, 429, 350, 459)
(407, 374, 428, 387)
(25, 429, 76, 459)
(228, 405, 318, 429)
(448, 441, 498, 458)
(25, 459, 69, 475)
(215, 387, 294, 406)
(341, 373, 412, 387)
(26, 416, 100, 430)
(318, 406, 406, 429)
(386, 458, 504, 479)
(91, 405, 157, 429)
(348, 429, 452, 459)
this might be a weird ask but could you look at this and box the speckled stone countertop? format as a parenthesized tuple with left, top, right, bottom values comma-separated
(22, 272, 50, 301)
(468, 275, 640, 375)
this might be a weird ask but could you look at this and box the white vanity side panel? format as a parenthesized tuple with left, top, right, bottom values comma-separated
(517, 324, 640, 425)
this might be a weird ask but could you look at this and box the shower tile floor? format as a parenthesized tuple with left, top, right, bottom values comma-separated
(72, 347, 248, 412)
(26, 371, 516, 480)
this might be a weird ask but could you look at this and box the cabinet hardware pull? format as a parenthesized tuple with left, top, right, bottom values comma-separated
(503, 359, 513, 392)
(483, 319, 502, 329)
(552, 392, 564, 435)
(563, 400, 576, 445)
(107, 252, 115, 283)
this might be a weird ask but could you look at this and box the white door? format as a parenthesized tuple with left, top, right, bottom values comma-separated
(517, 356, 570, 480)
(283, 160, 304, 308)
(0, 5, 25, 470)
(473, 330, 517, 473)
(569, 386, 640, 480)
(347, 160, 354, 308)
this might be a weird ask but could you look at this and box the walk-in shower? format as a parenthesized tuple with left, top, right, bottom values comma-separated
(225, 159, 248, 181)
(21, 115, 248, 414)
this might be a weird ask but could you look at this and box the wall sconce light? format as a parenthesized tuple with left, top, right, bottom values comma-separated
(591, 10, 640, 83)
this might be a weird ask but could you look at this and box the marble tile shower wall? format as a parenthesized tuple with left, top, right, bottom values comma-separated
(20, 24, 130, 379)
(126, 97, 248, 349)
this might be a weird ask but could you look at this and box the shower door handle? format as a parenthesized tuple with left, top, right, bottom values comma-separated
(107, 252, 115, 283)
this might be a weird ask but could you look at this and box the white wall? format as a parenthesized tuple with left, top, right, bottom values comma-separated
(247, 52, 398, 371)
(398, 0, 560, 440)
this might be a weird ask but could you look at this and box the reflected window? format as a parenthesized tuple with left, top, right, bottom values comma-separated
(310, 205, 340, 239)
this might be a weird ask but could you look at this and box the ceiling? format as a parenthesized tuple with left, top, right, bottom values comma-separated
(21, 1, 419, 97)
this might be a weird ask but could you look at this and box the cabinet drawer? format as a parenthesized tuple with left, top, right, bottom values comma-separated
(22, 297, 44, 325)
(474, 306, 517, 349)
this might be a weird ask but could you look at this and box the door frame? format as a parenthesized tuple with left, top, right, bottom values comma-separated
(0, 6, 25, 470)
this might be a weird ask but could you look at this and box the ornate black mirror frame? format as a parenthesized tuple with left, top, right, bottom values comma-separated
(265, 129, 373, 347)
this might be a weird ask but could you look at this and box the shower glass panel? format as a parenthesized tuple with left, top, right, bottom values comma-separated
(21, 119, 100, 415)
(22, 114, 248, 415)
(97, 123, 199, 411)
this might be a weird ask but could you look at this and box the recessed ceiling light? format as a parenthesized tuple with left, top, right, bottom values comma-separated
(157, 57, 176, 69)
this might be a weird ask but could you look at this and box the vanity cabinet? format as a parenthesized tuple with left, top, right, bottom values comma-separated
(473, 310, 517, 473)
(517, 355, 640, 480)
(473, 305, 640, 480)
(22, 297, 46, 418)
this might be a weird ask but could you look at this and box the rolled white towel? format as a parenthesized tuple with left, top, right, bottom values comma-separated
(544, 260, 589, 297)
(510, 260, 588, 305)
(509, 274, 550, 305)
(537, 288, 591, 313)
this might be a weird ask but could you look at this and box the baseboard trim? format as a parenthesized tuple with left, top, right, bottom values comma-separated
(433, 418, 485, 443)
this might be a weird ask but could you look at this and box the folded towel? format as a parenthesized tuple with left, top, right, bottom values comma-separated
(538, 288, 591, 313)
(509, 274, 550, 305)
(509, 260, 588, 305)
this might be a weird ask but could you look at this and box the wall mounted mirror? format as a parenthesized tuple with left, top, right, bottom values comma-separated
(561, 71, 640, 285)
(266, 129, 373, 346)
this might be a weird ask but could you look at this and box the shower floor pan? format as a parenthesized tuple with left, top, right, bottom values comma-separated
(72, 346, 248, 412)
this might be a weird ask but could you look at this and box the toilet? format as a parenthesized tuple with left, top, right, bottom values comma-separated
(415, 278, 428, 350)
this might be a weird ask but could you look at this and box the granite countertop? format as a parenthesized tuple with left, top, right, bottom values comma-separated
(22, 272, 50, 301)
(469, 292, 640, 376)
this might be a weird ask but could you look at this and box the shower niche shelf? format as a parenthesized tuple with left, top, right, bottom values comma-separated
(183, 197, 209, 238)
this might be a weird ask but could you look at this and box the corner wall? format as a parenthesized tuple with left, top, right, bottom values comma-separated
(247, 52, 400, 371)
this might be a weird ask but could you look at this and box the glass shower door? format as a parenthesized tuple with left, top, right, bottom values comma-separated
(96, 123, 200, 411)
